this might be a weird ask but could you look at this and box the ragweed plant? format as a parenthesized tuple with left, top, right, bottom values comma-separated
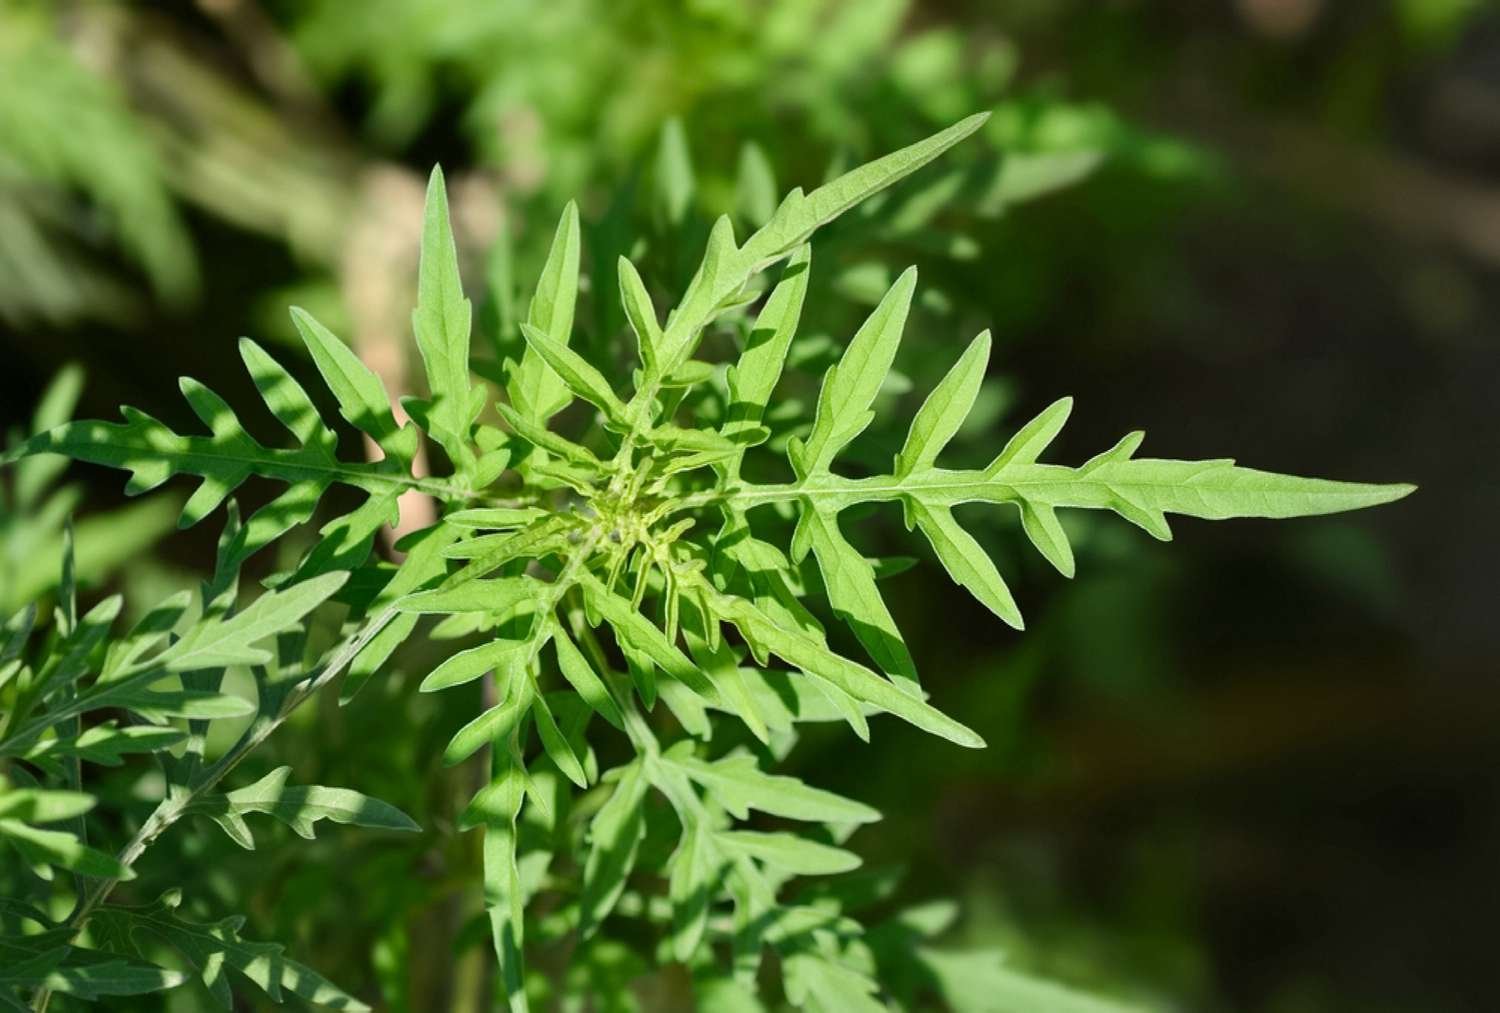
(2, 113, 1411, 1010)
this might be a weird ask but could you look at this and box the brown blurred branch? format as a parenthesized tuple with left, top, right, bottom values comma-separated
(193, 0, 327, 115)
(60, 4, 504, 544)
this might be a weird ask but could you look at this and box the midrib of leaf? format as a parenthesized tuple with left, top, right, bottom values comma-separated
(19, 426, 463, 499)
(684, 463, 1415, 515)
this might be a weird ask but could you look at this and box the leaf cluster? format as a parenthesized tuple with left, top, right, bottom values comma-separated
(2, 112, 1411, 1010)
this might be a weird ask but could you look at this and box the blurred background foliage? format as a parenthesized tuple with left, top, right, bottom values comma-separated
(1, 0, 1495, 1010)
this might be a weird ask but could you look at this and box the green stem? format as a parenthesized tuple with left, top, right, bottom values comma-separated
(29, 608, 397, 1012)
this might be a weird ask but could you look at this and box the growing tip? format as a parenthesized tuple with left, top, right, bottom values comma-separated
(954, 724, 988, 750)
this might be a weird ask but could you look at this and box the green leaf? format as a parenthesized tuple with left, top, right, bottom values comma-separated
(14, 363, 83, 510)
(238, 338, 336, 459)
(161, 572, 348, 670)
(0, 788, 94, 823)
(908, 500, 1023, 630)
(796, 506, 919, 693)
(97, 688, 254, 723)
(291, 305, 417, 466)
(988, 148, 1107, 211)
(419, 635, 534, 692)
(715, 830, 860, 876)
(530, 692, 587, 788)
(21, 594, 120, 705)
(11, 327, 427, 553)
(397, 576, 541, 617)
(339, 520, 463, 704)
(509, 202, 581, 423)
(23, 724, 185, 767)
(985, 396, 1073, 473)
(479, 756, 529, 1012)
(1018, 500, 1075, 578)
(618, 256, 663, 373)
(92, 892, 370, 1010)
(668, 821, 721, 961)
(702, 583, 983, 749)
(686, 630, 771, 744)
(411, 166, 476, 470)
(519, 323, 627, 423)
(793, 267, 916, 476)
(578, 572, 717, 701)
(496, 402, 601, 470)
(722, 244, 811, 473)
(694, 974, 768, 1013)
(446, 507, 548, 530)
(919, 949, 1148, 1013)
(188, 766, 419, 849)
(783, 952, 884, 1013)
(656, 118, 695, 225)
(665, 748, 879, 824)
(552, 626, 625, 731)
(20, 952, 186, 1001)
(0, 819, 133, 880)
(895, 330, 990, 477)
(736, 142, 778, 228)
(578, 760, 650, 937)
(443, 669, 536, 767)
(745, 112, 992, 266)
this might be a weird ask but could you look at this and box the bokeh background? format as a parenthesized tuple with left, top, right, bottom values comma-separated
(2, 1, 1495, 1010)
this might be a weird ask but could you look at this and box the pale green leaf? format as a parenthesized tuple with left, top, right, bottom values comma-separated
(618, 256, 663, 373)
(743, 112, 992, 265)
(722, 244, 811, 473)
(444, 671, 536, 767)
(665, 748, 879, 824)
(291, 306, 416, 465)
(22, 724, 185, 767)
(895, 330, 991, 477)
(411, 166, 476, 469)
(796, 507, 919, 693)
(578, 572, 718, 701)
(518, 322, 627, 422)
(419, 635, 534, 692)
(530, 692, 587, 788)
(715, 830, 860, 876)
(552, 626, 625, 731)
(908, 500, 1023, 630)
(669, 821, 721, 961)
(783, 953, 884, 1013)
(578, 760, 650, 937)
(0, 788, 94, 823)
(162, 572, 347, 670)
(920, 948, 1148, 1013)
(189, 766, 419, 849)
(480, 758, 529, 1012)
(509, 201, 581, 423)
(794, 267, 916, 476)
(396, 576, 541, 617)
(702, 582, 983, 749)
(736, 142, 778, 228)
(656, 118, 695, 226)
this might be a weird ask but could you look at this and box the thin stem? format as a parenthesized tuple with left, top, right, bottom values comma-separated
(30, 608, 397, 1011)
(655, 481, 800, 517)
